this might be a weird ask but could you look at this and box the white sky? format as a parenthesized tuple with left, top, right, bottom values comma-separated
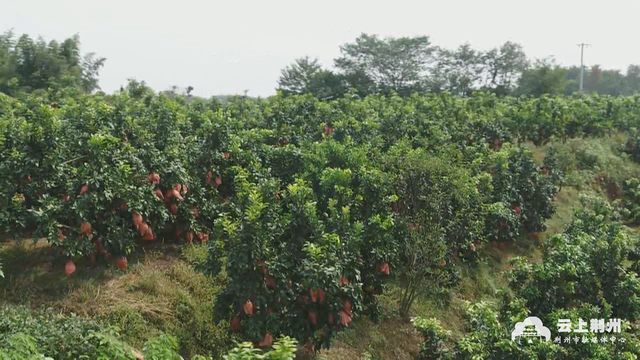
(2, 0, 639, 97)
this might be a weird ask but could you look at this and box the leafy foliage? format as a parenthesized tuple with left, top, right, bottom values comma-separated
(143, 334, 184, 360)
(509, 195, 640, 321)
(0, 305, 219, 360)
(624, 130, 640, 163)
(334, 33, 434, 96)
(412, 317, 452, 360)
(622, 177, 640, 224)
(0, 31, 105, 96)
(0, 305, 139, 360)
(0, 333, 52, 360)
(278, 33, 640, 98)
(414, 196, 640, 359)
(516, 58, 568, 97)
(12, 85, 640, 354)
(223, 337, 296, 360)
(6, 27, 640, 360)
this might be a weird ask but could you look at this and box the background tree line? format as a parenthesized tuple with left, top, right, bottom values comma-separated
(1, 29, 639, 100)
(0, 30, 105, 96)
(278, 33, 640, 99)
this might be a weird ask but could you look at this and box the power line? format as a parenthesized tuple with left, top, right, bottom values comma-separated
(578, 43, 591, 92)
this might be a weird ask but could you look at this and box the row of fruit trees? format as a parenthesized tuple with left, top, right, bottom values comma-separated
(2, 88, 639, 349)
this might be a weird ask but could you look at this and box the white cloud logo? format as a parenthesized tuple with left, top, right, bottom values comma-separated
(512, 316, 551, 343)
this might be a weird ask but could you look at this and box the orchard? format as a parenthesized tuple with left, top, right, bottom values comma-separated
(5, 87, 640, 350)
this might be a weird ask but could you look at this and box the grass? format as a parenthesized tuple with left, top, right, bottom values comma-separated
(316, 248, 526, 359)
(541, 186, 581, 242)
(0, 241, 230, 359)
(315, 253, 524, 359)
(317, 317, 422, 360)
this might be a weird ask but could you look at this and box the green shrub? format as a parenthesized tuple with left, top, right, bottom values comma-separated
(0, 305, 130, 359)
(411, 317, 452, 360)
(143, 334, 183, 360)
(624, 129, 640, 163)
(211, 159, 397, 349)
(97, 305, 156, 350)
(223, 336, 297, 360)
(0, 333, 52, 360)
(623, 178, 640, 224)
(415, 299, 640, 359)
(508, 195, 640, 321)
(415, 196, 640, 359)
(0, 306, 218, 360)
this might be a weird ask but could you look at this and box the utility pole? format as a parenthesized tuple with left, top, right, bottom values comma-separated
(578, 43, 590, 92)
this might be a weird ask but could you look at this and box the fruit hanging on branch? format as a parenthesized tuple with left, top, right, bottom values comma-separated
(115, 257, 128, 270)
(165, 189, 183, 201)
(343, 299, 352, 316)
(138, 222, 149, 236)
(243, 300, 254, 316)
(142, 229, 155, 241)
(148, 172, 160, 185)
(265, 276, 276, 289)
(132, 212, 143, 228)
(154, 188, 164, 200)
(258, 333, 273, 347)
(230, 316, 242, 332)
(65, 260, 76, 277)
(339, 310, 352, 326)
(80, 222, 92, 236)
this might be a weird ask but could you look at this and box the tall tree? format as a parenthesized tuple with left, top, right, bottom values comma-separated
(80, 52, 106, 93)
(0, 30, 16, 93)
(0, 31, 105, 95)
(430, 44, 484, 95)
(334, 33, 435, 96)
(481, 41, 528, 95)
(585, 65, 602, 93)
(599, 69, 625, 96)
(565, 65, 638, 96)
(516, 58, 567, 97)
(277, 56, 323, 95)
(562, 66, 581, 94)
(307, 70, 348, 99)
(277, 57, 347, 99)
(625, 65, 640, 95)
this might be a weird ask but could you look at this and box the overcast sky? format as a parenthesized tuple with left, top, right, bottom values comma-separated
(2, 0, 639, 97)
